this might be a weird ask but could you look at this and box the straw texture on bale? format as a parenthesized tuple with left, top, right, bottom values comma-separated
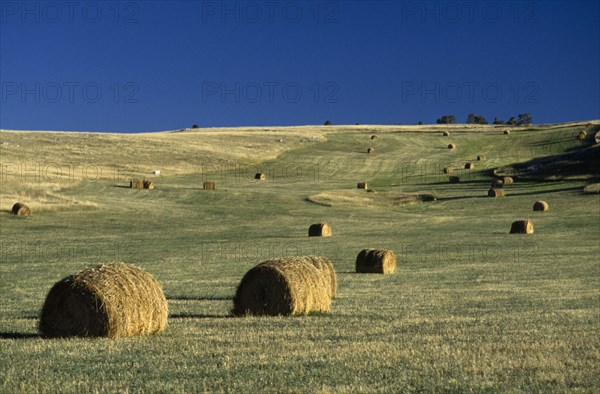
(308, 223, 332, 237)
(510, 220, 534, 234)
(355, 249, 397, 274)
(203, 181, 216, 190)
(232, 257, 332, 316)
(448, 143, 456, 149)
(491, 180, 504, 188)
(143, 180, 154, 190)
(367, 147, 375, 154)
(442, 131, 450, 136)
(443, 167, 453, 174)
(502, 176, 514, 185)
(488, 188, 505, 197)
(357, 182, 368, 189)
(130, 179, 144, 189)
(465, 162, 475, 170)
(39, 263, 168, 338)
(303, 256, 337, 299)
(11, 202, 31, 216)
(449, 176, 460, 183)
(533, 201, 549, 211)
(577, 131, 587, 140)
(255, 173, 266, 181)
(504, 130, 511, 135)
(477, 155, 486, 161)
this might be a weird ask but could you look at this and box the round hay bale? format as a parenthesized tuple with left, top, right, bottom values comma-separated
(464, 162, 474, 170)
(583, 183, 600, 194)
(595, 130, 600, 144)
(449, 176, 460, 183)
(488, 188, 505, 197)
(143, 180, 154, 190)
(577, 131, 587, 141)
(356, 182, 368, 189)
(502, 176, 514, 185)
(476, 155, 485, 161)
(367, 147, 375, 154)
(510, 220, 534, 234)
(308, 223, 332, 237)
(533, 201, 549, 211)
(232, 258, 331, 316)
(303, 256, 337, 299)
(255, 173, 266, 181)
(355, 249, 397, 274)
(11, 202, 31, 216)
(130, 179, 143, 189)
(39, 263, 168, 338)
(448, 143, 456, 149)
(491, 180, 504, 188)
(442, 131, 450, 136)
(370, 135, 378, 140)
(203, 181, 216, 190)
(503, 130, 511, 135)
(443, 167, 453, 174)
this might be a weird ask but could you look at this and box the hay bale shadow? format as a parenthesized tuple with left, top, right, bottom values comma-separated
(167, 296, 233, 301)
(169, 313, 234, 319)
(0, 332, 39, 339)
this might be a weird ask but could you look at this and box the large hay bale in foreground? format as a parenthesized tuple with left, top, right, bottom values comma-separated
(488, 188, 505, 197)
(533, 201, 549, 211)
(465, 162, 475, 170)
(130, 179, 144, 189)
(357, 182, 368, 189)
(477, 155, 486, 161)
(449, 176, 460, 183)
(203, 181, 216, 190)
(443, 167, 453, 174)
(355, 249, 397, 274)
(510, 220, 534, 234)
(303, 256, 337, 299)
(11, 202, 31, 216)
(232, 258, 332, 316)
(39, 263, 168, 338)
(143, 180, 155, 190)
(448, 143, 456, 149)
(502, 176, 514, 185)
(255, 173, 266, 181)
(308, 223, 332, 237)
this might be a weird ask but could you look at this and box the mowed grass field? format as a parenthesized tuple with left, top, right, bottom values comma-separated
(0, 123, 599, 393)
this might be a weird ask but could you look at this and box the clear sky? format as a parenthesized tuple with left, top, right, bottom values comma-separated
(1, 0, 599, 132)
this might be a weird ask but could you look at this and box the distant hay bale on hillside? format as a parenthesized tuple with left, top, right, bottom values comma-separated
(203, 181, 216, 190)
(152, 170, 161, 175)
(367, 147, 375, 154)
(370, 135, 378, 140)
(533, 201, 549, 211)
(443, 167, 453, 174)
(442, 131, 450, 136)
(304, 256, 337, 299)
(308, 223, 332, 237)
(255, 173, 266, 181)
(477, 155, 485, 161)
(449, 176, 460, 183)
(143, 180, 155, 190)
(232, 257, 332, 316)
(577, 131, 587, 141)
(510, 220, 534, 234)
(583, 183, 600, 194)
(502, 176, 514, 185)
(465, 162, 474, 170)
(357, 182, 368, 189)
(39, 263, 168, 338)
(488, 188, 505, 197)
(595, 131, 600, 144)
(11, 202, 31, 216)
(503, 130, 511, 135)
(491, 180, 504, 188)
(448, 143, 456, 149)
(130, 179, 144, 189)
(355, 249, 397, 274)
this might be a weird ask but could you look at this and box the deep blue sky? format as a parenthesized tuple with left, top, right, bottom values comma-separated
(1, 0, 599, 132)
